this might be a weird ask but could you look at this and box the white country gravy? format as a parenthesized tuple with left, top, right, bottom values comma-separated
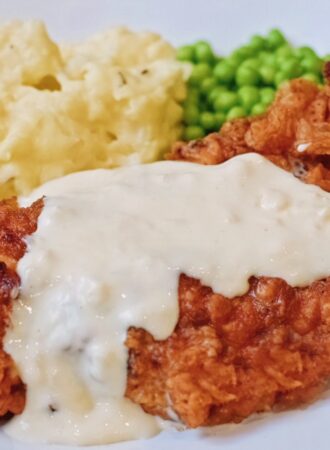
(4, 153, 330, 445)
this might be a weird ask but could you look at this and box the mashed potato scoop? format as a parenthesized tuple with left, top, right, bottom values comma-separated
(0, 21, 188, 198)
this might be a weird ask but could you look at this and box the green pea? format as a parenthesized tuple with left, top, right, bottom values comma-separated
(214, 112, 226, 128)
(208, 86, 228, 106)
(213, 61, 236, 83)
(266, 28, 287, 49)
(185, 88, 200, 104)
(231, 45, 254, 62)
(280, 58, 302, 78)
(200, 77, 218, 96)
(183, 125, 205, 141)
(226, 106, 247, 121)
(301, 56, 323, 74)
(251, 103, 267, 116)
(275, 56, 288, 69)
(276, 45, 294, 60)
(236, 65, 260, 86)
(258, 52, 277, 67)
(214, 91, 239, 112)
(295, 46, 318, 60)
(200, 111, 217, 130)
(241, 58, 260, 70)
(226, 56, 241, 70)
(249, 34, 266, 51)
(301, 73, 321, 84)
(238, 86, 260, 110)
(274, 71, 289, 88)
(183, 104, 200, 125)
(259, 65, 276, 85)
(260, 87, 276, 105)
(177, 45, 195, 62)
(212, 57, 224, 68)
(189, 63, 212, 86)
(195, 41, 215, 64)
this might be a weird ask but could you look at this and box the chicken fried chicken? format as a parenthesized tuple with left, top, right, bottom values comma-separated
(169, 76, 330, 192)
(126, 275, 330, 427)
(124, 74, 330, 427)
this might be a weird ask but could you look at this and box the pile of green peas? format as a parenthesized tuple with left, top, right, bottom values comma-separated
(177, 29, 329, 141)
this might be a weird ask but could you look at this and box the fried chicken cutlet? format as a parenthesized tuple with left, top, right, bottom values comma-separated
(0, 76, 330, 433)
(125, 75, 330, 427)
(126, 275, 330, 427)
(169, 75, 330, 192)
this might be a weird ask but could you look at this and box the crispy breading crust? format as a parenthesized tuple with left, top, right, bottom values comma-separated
(126, 275, 330, 427)
(0, 198, 42, 416)
(168, 79, 330, 191)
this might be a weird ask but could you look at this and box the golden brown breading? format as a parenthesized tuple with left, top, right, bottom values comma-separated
(0, 198, 42, 417)
(126, 275, 330, 428)
(125, 76, 330, 428)
(169, 79, 330, 191)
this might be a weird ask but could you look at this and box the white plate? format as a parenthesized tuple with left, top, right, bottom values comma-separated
(1, 0, 329, 449)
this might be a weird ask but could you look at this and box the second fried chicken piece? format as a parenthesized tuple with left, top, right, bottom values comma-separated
(169, 78, 330, 191)
(126, 274, 330, 428)
(0, 198, 42, 417)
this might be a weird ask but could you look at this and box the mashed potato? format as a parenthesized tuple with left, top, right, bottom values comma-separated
(0, 21, 188, 197)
